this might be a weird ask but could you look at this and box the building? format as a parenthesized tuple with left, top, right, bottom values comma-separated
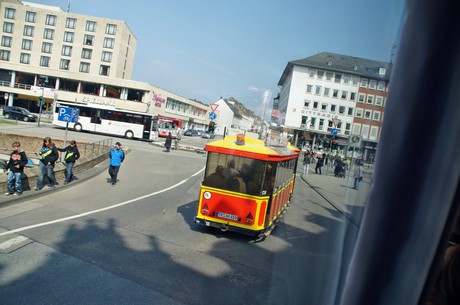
(277, 52, 392, 159)
(0, 0, 209, 131)
(213, 98, 257, 136)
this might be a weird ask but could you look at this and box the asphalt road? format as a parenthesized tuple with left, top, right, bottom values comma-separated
(0, 124, 360, 305)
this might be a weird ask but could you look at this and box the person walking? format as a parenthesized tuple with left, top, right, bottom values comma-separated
(174, 129, 181, 150)
(108, 142, 125, 185)
(164, 132, 172, 152)
(303, 151, 311, 175)
(36, 137, 59, 190)
(5, 141, 28, 196)
(58, 140, 80, 185)
(353, 159, 364, 190)
(315, 153, 325, 175)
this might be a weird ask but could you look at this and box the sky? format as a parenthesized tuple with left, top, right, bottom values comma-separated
(33, 0, 405, 118)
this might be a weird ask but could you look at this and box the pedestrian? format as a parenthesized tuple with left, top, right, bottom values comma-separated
(5, 141, 28, 196)
(174, 130, 181, 150)
(315, 153, 325, 175)
(36, 137, 59, 190)
(164, 132, 172, 152)
(108, 141, 125, 185)
(58, 140, 80, 185)
(353, 159, 364, 189)
(303, 151, 311, 175)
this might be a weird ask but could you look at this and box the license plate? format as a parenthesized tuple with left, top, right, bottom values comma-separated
(216, 212, 238, 221)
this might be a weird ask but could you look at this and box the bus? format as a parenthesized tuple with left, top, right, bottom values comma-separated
(53, 101, 158, 141)
(195, 134, 300, 238)
(156, 116, 182, 139)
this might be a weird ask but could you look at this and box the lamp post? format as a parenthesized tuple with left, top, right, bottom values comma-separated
(3, 93, 8, 109)
(37, 85, 44, 127)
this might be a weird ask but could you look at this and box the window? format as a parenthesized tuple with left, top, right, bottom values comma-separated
(66, 18, 76, 29)
(61, 45, 72, 56)
(321, 103, 327, 111)
(81, 48, 92, 59)
(40, 56, 50, 67)
(339, 106, 346, 114)
(86, 21, 97, 32)
(301, 116, 309, 125)
(3, 22, 14, 33)
(324, 87, 330, 96)
(41, 42, 52, 53)
(345, 123, 351, 135)
(0, 50, 10, 61)
(313, 101, 319, 109)
(308, 68, 315, 77)
(377, 81, 385, 91)
(315, 85, 322, 95)
(25, 11, 36, 23)
(5, 8, 16, 19)
(348, 107, 354, 116)
(369, 79, 377, 89)
(351, 75, 359, 86)
(369, 126, 379, 140)
(350, 92, 356, 101)
(361, 124, 370, 138)
(310, 117, 316, 128)
(317, 70, 324, 79)
(60, 59, 70, 70)
(360, 78, 368, 88)
(304, 100, 310, 108)
(352, 123, 361, 135)
(46, 14, 57, 26)
(373, 111, 381, 121)
(106, 24, 117, 35)
(104, 37, 114, 49)
(84, 34, 94, 45)
(306, 84, 313, 93)
(22, 39, 32, 50)
(20, 53, 30, 64)
(63, 31, 74, 43)
(318, 119, 324, 131)
(343, 74, 351, 84)
(332, 89, 339, 98)
(101, 51, 112, 62)
(358, 93, 365, 103)
(334, 73, 342, 83)
(355, 108, 363, 118)
(100, 65, 110, 76)
(23, 25, 34, 37)
(79, 62, 90, 73)
(367, 95, 374, 104)
(326, 71, 333, 81)
(341, 90, 348, 99)
(364, 110, 372, 119)
(375, 96, 383, 106)
(1, 36, 12, 47)
(330, 104, 336, 112)
(43, 28, 54, 40)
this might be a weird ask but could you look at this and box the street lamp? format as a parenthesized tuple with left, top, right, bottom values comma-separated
(3, 93, 8, 109)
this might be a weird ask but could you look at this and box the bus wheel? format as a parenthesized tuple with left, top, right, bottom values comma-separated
(74, 123, 83, 131)
(125, 130, 134, 139)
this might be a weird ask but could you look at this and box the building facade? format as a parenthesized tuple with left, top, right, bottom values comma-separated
(277, 52, 392, 159)
(0, 0, 209, 131)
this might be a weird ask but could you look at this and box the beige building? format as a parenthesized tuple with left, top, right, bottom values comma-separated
(0, 0, 209, 130)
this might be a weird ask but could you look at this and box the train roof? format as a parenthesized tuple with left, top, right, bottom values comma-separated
(205, 135, 300, 161)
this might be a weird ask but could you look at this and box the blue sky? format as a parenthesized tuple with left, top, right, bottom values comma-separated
(34, 0, 405, 117)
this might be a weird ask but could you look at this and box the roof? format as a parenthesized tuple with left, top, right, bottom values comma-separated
(278, 52, 393, 86)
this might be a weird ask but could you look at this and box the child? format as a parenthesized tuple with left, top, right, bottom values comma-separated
(5, 141, 28, 196)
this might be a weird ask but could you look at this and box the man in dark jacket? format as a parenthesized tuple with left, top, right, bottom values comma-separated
(5, 141, 28, 196)
(58, 140, 80, 184)
(36, 137, 59, 190)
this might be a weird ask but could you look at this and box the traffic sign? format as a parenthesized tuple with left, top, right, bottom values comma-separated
(210, 104, 219, 112)
(209, 112, 217, 120)
(331, 128, 338, 136)
(349, 135, 362, 147)
(58, 106, 80, 123)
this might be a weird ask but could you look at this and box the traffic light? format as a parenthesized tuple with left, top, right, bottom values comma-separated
(37, 96, 43, 107)
(209, 121, 216, 132)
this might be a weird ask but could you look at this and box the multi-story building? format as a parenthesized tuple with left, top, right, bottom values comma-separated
(277, 52, 392, 159)
(0, 0, 209, 131)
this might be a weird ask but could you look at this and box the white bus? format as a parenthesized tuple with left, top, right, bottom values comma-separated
(53, 102, 158, 141)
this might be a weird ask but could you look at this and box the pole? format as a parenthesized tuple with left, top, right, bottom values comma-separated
(3, 93, 8, 109)
(37, 87, 43, 127)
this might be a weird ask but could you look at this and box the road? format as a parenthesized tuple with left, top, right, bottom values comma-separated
(0, 124, 364, 305)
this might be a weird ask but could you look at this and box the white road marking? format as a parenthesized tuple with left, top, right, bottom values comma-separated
(0, 236, 30, 251)
(0, 168, 205, 237)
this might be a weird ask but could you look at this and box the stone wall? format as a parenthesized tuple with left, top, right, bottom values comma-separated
(0, 134, 111, 192)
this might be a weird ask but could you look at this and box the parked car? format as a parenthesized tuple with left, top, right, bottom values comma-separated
(196, 130, 204, 136)
(202, 131, 215, 139)
(184, 129, 199, 136)
(2, 106, 38, 122)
